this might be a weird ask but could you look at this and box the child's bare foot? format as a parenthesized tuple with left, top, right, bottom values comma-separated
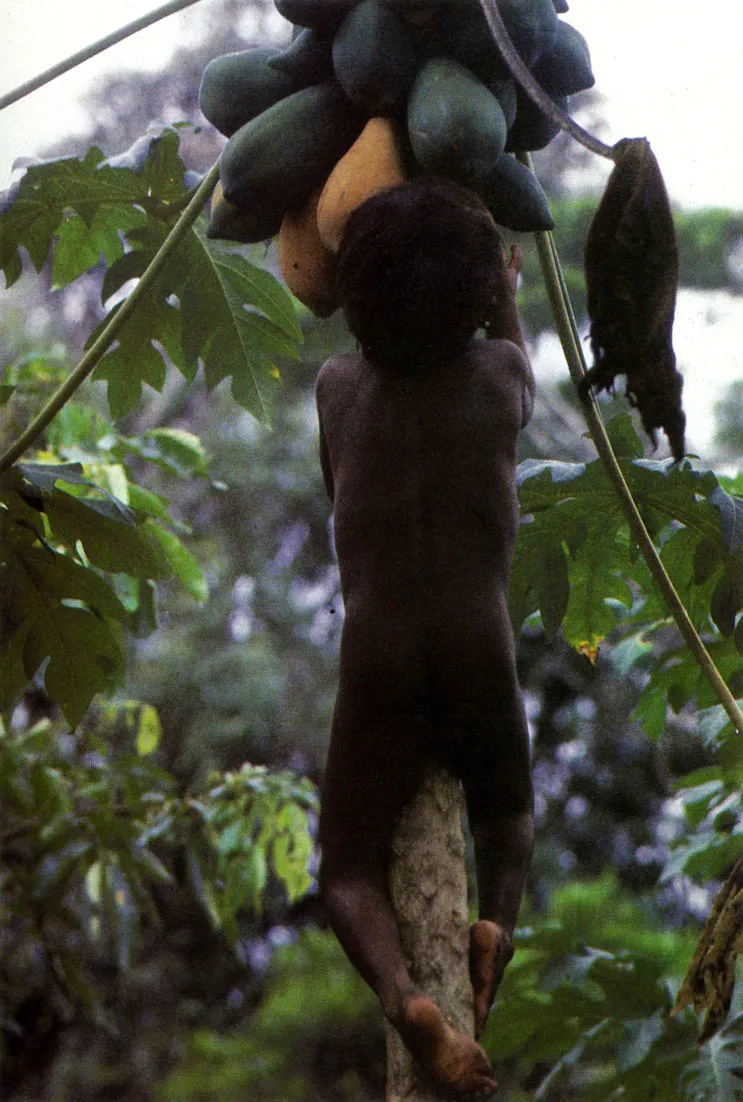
(399, 989, 497, 1099)
(469, 921, 514, 1038)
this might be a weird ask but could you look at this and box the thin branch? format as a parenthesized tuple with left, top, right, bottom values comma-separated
(530, 176, 743, 735)
(0, 162, 220, 474)
(478, 0, 615, 161)
(0, 0, 205, 111)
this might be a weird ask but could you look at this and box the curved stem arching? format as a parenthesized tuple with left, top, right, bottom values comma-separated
(0, 162, 220, 474)
(478, 0, 615, 161)
(0, 0, 204, 111)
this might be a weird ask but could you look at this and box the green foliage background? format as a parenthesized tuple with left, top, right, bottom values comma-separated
(2, 4, 743, 1100)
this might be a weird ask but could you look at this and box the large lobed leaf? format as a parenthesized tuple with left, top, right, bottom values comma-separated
(1, 460, 206, 724)
(0, 131, 186, 288)
(1, 127, 303, 425)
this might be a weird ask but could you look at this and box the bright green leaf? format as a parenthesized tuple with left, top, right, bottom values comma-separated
(135, 704, 161, 757)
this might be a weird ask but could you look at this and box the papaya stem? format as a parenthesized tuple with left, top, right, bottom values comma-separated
(478, 0, 615, 161)
(0, 0, 204, 111)
(0, 162, 220, 475)
(528, 157, 743, 735)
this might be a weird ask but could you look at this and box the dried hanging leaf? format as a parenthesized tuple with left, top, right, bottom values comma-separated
(580, 137, 686, 461)
(672, 858, 743, 1044)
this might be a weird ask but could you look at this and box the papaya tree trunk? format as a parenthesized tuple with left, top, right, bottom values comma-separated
(385, 765, 474, 1101)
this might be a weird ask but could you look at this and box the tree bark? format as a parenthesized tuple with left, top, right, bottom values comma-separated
(385, 765, 473, 1101)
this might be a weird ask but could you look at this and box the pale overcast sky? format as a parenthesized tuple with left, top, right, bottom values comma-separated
(1, 0, 742, 455)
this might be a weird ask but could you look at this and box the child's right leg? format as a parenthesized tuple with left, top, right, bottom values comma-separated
(318, 674, 499, 1098)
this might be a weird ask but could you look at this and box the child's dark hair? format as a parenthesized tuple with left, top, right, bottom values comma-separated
(335, 179, 505, 372)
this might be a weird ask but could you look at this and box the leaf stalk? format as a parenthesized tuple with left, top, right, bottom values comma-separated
(0, 0, 205, 112)
(0, 162, 220, 475)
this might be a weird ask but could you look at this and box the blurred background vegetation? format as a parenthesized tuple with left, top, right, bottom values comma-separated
(2, 2, 743, 1099)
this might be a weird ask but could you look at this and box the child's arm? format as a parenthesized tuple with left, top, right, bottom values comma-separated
(316, 362, 338, 503)
(319, 419, 335, 502)
(484, 244, 526, 353)
(484, 244, 535, 426)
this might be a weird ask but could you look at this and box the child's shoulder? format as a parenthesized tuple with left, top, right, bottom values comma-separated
(468, 338, 529, 385)
(316, 352, 369, 408)
(317, 351, 365, 387)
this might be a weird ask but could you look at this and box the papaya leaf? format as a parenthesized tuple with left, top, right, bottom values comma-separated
(509, 520, 569, 638)
(169, 225, 302, 423)
(603, 411, 645, 459)
(0, 630, 31, 713)
(710, 485, 743, 555)
(92, 220, 302, 425)
(7, 544, 128, 623)
(147, 524, 208, 602)
(91, 296, 183, 419)
(623, 460, 721, 543)
(23, 606, 125, 726)
(0, 130, 189, 289)
(561, 516, 633, 655)
(681, 1013, 743, 1099)
(52, 205, 146, 289)
(41, 490, 172, 578)
(114, 428, 209, 480)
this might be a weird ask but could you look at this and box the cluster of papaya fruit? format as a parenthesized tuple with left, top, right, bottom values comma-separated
(199, 0, 594, 315)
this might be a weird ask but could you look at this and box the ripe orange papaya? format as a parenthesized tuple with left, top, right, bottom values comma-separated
(278, 188, 340, 316)
(316, 116, 408, 252)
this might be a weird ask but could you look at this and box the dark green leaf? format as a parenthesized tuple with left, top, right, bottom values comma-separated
(562, 517, 633, 654)
(24, 605, 125, 725)
(710, 486, 743, 555)
(52, 205, 146, 289)
(147, 524, 208, 601)
(0, 133, 188, 288)
(44, 491, 173, 578)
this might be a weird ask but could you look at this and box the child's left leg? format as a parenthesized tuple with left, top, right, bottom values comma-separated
(436, 667, 534, 1038)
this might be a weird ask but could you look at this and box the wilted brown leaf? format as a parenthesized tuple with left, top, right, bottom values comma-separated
(672, 858, 743, 1044)
(580, 137, 686, 462)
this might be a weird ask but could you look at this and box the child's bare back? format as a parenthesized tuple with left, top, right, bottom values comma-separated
(317, 337, 529, 621)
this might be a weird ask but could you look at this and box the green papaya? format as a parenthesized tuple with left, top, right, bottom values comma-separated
(220, 82, 364, 215)
(380, 0, 451, 9)
(506, 90, 568, 152)
(418, 2, 509, 84)
(268, 26, 335, 84)
(478, 153, 554, 232)
(498, 0, 558, 67)
(332, 0, 419, 113)
(274, 0, 358, 27)
(199, 48, 295, 137)
(533, 20, 594, 96)
(407, 58, 507, 186)
(491, 78, 517, 129)
(207, 180, 283, 244)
